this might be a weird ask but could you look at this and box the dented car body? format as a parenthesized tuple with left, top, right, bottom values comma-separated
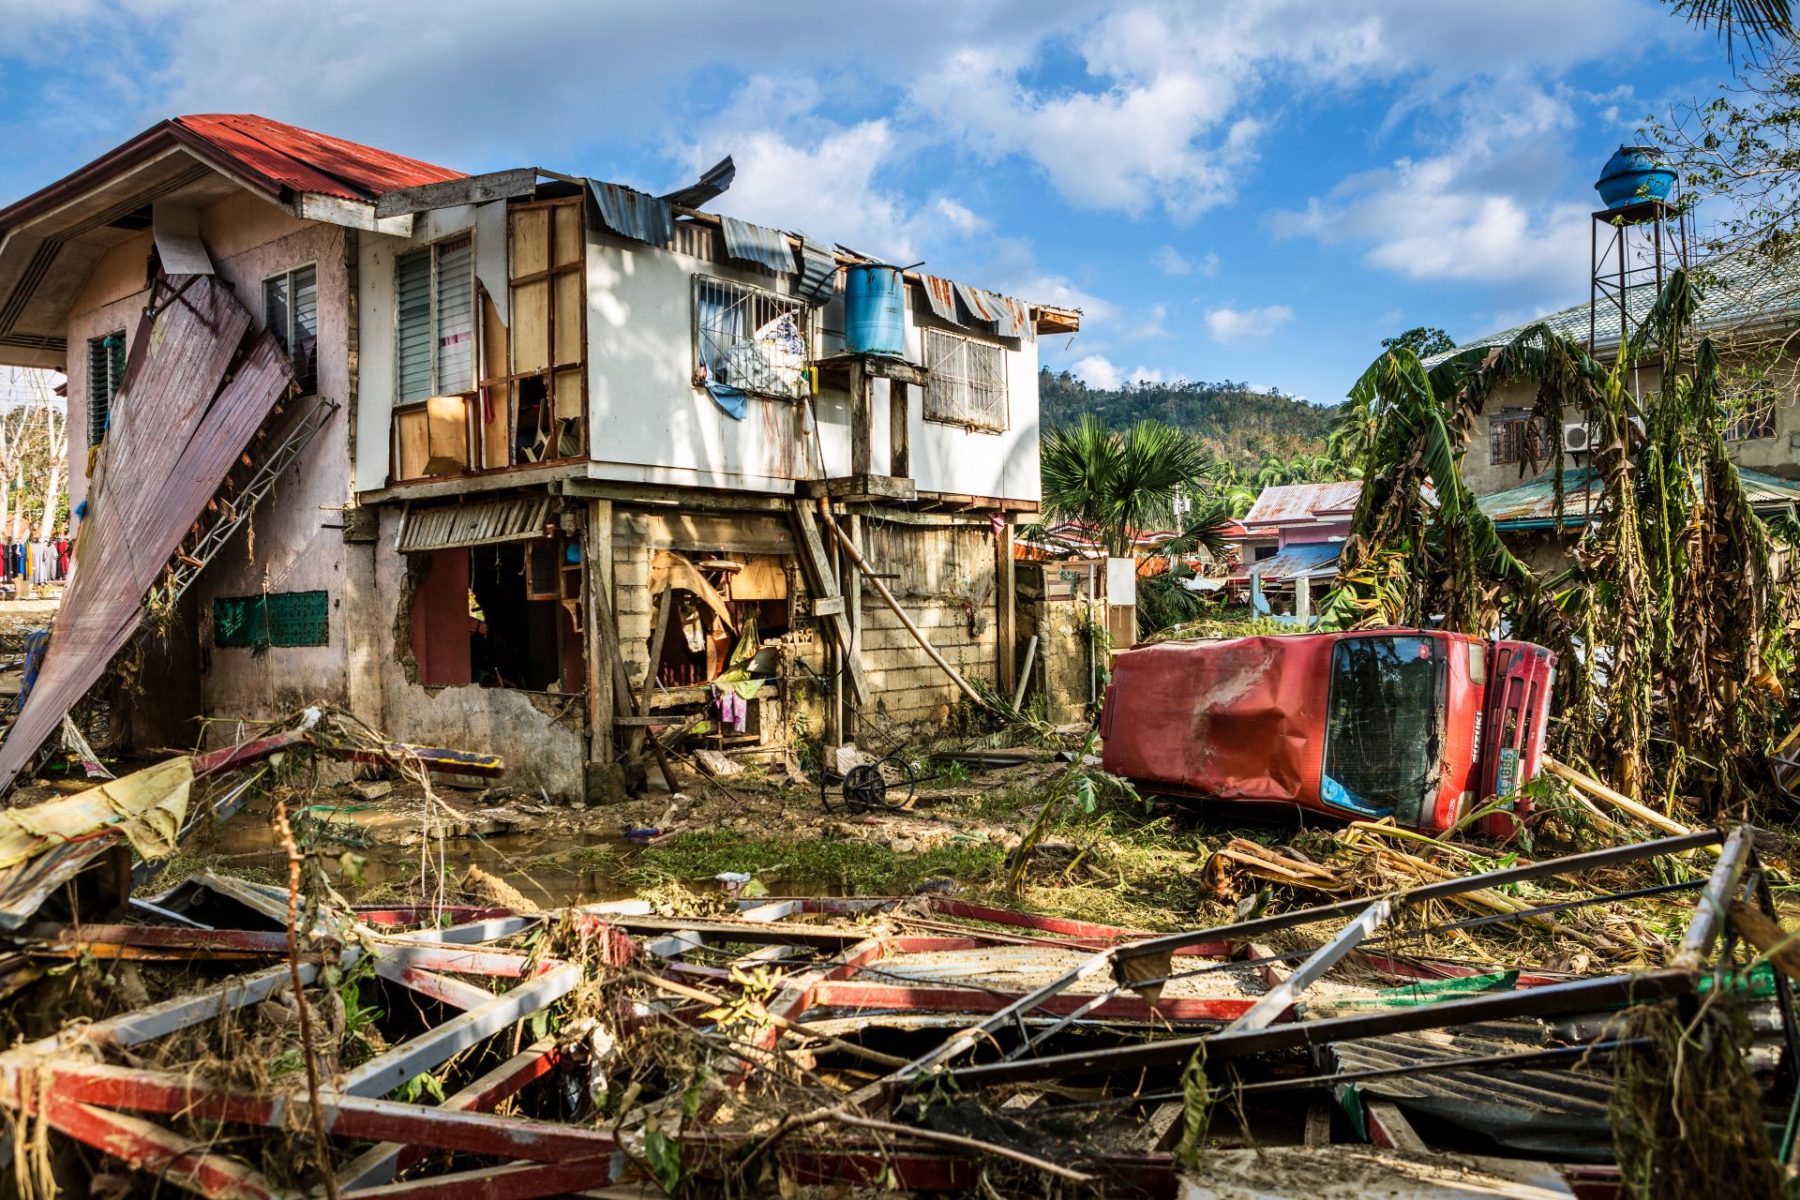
(1100, 629, 1555, 835)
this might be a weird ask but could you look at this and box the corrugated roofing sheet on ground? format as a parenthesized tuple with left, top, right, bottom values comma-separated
(719, 216, 796, 275)
(1241, 481, 1364, 527)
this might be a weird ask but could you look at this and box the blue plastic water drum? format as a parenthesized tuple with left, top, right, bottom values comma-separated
(1595, 145, 1675, 210)
(844, 263, 907, 357)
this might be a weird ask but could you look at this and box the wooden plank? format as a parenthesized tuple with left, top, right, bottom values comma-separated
(396, 407, 429, 481)
(812, 595, 845, 616)
(800, 474, 917, 501)
(850, 357, 871, 478)
(637, 512, 793, 556)
(512, 280, 550, 373)
(1141, 1102, 1184, 1152)
(553, 270, 583, 367)
(552, 202, 583, 267)
(789, 501, 870, 705)
(479, 292, 511, 468)
(588, 499, 614, 763)
(1365, 1100, 1430, 1155)
(995, 516, 1016, 698)
(511, 207, 550, 277)
(1305, 1100, 1334, 1148)
(866, 356, 929, 386)
(846, 512, 863, 741)
(375, 168, 540, 218)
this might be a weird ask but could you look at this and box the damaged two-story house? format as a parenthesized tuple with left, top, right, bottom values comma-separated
(0, 114, 1078, 800)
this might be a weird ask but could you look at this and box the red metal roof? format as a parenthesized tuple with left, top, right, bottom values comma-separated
(1240, 481, 1364, 528)
(0, 114, 464, 230)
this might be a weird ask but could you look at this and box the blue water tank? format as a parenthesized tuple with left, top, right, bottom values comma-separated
(1595, 145, 1675, 209)
(844, 263, 907, 357)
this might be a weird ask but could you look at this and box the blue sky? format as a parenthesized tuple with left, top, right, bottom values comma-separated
(0, 0, 1744, 407)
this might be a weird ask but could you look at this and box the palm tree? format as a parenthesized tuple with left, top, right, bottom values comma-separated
(1041, 416, 1215, 558)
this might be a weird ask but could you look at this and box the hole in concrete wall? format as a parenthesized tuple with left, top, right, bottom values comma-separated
(408, 543, 583, 692)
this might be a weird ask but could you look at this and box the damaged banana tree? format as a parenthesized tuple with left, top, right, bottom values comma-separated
(1318, 267, 1794, 814)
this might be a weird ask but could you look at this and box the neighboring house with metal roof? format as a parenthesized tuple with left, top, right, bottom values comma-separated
(1231, 480, 1362, 620)
(1437, 252, 1800, 498)
(0, 114, 1080, 802)
(1476, 464, 1800, 575)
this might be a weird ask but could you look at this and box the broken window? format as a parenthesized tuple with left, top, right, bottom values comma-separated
(86, 330, 125, 447)
(408, 540, 583, 692)
(1322, 634, 1446, 826)
(923, 328, 1007, 432)
(263, 265, 318, 394)
(213, 591, 330, 649)
(693, 276, 810, 400)
(486, 200, 585, 467)
(1488, 411, 1548, 466)
(1725, 387, 1779, 442)
(393, 238, 477, 480)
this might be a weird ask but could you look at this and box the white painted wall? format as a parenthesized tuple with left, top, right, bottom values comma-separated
(584, 227, 1042, 503)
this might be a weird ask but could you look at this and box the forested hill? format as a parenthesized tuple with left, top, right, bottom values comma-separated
(1039, 370, 1338, 470)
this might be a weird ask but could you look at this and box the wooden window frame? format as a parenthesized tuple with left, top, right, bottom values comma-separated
(1489, 411, 1548, 467)
(475, 197, 588, 470)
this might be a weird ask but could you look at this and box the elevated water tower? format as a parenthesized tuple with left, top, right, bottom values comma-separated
(1589, 145, 1689, 356)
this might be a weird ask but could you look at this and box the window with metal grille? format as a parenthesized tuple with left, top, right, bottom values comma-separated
(86, 331, 125, 447)
(263, 264, 319, 394)
(693, 276, 809, 399)
(396, 237, 476, 404)
(213, 591, 330, 649)
(1725, 387, 1779, 441)
(922, 328, 1008, 432)
(1488, 411, 1548, 466)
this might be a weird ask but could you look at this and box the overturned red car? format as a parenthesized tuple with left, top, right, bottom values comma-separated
(1099, 629, 1555, 837)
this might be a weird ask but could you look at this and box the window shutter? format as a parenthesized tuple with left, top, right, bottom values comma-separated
(86, 337, 109, 445)
(434, 239, 475, 395)
(396, 250, 433, 402)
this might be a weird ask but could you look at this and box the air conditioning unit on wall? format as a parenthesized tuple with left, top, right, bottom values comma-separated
(1562, 422, 1594, 455)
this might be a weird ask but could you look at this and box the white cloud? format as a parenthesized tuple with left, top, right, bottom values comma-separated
(1206, 304, 1293, 343)
(1070, 355, 1122, 390)
(1153, 245, 1192, 275)
(1066, 355, 1165, 390)
(933, 197, 991, 237)
(1271, 77, 1594, 297)
(1199, 251, 1221, 277)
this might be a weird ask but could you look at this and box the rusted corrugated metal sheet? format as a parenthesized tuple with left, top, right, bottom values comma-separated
(0, 276, 292, 794)
(586, 179, 673, 247)
(920, 275, 962, 326)
(1240, 481, 1364, 527)
(719, 216, 796, 275)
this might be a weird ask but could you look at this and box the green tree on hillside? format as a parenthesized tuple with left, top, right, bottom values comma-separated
(1380, 327, 1457, 358)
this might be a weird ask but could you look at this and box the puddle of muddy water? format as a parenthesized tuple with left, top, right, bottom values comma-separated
(207, 817, 643, 908)
(203, 810, 844, 908)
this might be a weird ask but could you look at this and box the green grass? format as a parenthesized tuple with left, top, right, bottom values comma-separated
(628, 830, 1006, 894)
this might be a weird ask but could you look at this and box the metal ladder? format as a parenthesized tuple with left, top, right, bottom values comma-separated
(158, 394, 340, 603)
